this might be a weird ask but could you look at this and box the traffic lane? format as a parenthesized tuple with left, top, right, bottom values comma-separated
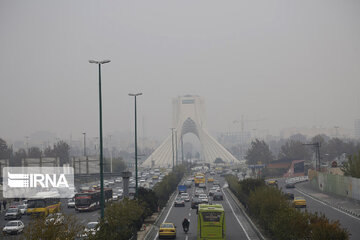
(292, 188, 360, 240)
(279, 182, 360, 240)
(165, 202, 194, 240)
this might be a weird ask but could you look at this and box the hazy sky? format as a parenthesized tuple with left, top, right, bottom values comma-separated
(1, 0, 360, 142)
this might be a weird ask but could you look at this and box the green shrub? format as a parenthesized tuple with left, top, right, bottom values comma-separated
(308, 212, 349, 240)
(226, 175, 349, 240)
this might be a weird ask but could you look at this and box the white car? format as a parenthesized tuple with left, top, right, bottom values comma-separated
(198, 194, 209, 203)
(17, 205, 27, 215)
(115, 178, 122, 183)
(181, 193, 190, 202)
(112, 194, 119, 201)
(45, 213, 65, 226)
(67, 198, 75, 208)
(3, 220, 24, 235)
(81, 222, 99, 237)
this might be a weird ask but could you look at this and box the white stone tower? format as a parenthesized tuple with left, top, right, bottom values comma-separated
(142, 95, 239, 168)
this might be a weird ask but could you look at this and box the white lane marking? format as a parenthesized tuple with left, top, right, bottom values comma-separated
(222, 189, 251, 240)
(295, 188, 360, 221)
(185, 236, 188, 240)
(92, 213, 97, 217)
(189, 213, 191, 216)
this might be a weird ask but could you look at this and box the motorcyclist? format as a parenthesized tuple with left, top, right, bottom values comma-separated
(182, 218, 190, 232)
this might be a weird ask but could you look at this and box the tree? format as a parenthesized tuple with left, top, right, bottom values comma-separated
(278, 140, 310, 161)
(104, 157, 127, 173)
(23, 212, 83, 240)
(137, 187, 158, 218)
(289, 133, 307, 143)
(44, 146, 55, 157)
(10, 148, 26, 166)
(214, 157, 225, 164)
(92, 199, 144, 240)
(341, 152, 360, 178)
(53, 141, 70, 165)
(28, 147, 42, 158)
(245, 139, 274, 165)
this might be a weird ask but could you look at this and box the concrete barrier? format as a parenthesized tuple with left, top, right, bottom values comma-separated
(308, 170, 360, 201)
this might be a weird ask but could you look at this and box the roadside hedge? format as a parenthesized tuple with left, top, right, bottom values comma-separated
(225, 175, 349, 240)
(153, 165, 185, 208)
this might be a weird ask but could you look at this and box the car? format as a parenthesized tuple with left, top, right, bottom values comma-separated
(199, 183, 206, 189)
(213, 192, 223, 201)
(293, 197, 306, 208)
(108, 180, 115, 185)
(67, 198, 75, 208)
(198, 194, 209, 203)
(2, 220, 24, 235)
(45, 213, 65, 226)
(129, 188, 136, 196)
(81, 222, 99, 237)
(213, 180, 220, 186)
(174, 198, 185, 207)
(209, 187, 218, 196)
(185, 180, 192, 188)
(284, 192, 294, 200)
(115, 178, 122, 183)
(159, 222, 176, 239)
(207, 177, 214, 183)
(17, 205, 27, 215)
(285, 182, 295, 188)
(180, 193, 190, 202)
(210, 171, 216, 175)
(191, 197, 202, 209)
(266, 179, 278, 188)
(4, 208, 22, 220)
(112, 194, 119, 201)
(194, 189, 204, 197)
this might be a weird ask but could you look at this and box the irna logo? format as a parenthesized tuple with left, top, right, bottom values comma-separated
(7, 172, 69, 188)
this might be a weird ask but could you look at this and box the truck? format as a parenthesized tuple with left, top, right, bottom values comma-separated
(178, 185, 187, 194)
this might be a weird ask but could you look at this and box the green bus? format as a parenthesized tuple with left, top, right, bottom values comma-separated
(197, 204, 225, 240)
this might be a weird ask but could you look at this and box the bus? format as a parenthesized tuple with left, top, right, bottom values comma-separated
(75, 188, 112, 212)
(27, 191, 61, 216)
(194, 173, 206, 187)
(197, 204, 225, 240)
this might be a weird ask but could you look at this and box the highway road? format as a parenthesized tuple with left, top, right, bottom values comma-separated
(152, 175, 261, 240)
(278, 179, 360, 240)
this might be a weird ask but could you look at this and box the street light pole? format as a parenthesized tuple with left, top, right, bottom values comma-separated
(89, 59, 110, 219)
(129, 93, 142, 198)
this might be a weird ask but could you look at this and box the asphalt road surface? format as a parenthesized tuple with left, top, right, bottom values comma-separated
(152, 174, 260, 240)
(279, 179, 360, 240)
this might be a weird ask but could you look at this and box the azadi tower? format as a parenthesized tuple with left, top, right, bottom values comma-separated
(142, 95, 239, 168)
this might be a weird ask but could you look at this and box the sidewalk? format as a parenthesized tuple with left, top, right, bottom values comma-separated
(296, 181, 360, 218)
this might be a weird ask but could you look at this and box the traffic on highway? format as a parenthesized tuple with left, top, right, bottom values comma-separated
(0, 169, 170, 239)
